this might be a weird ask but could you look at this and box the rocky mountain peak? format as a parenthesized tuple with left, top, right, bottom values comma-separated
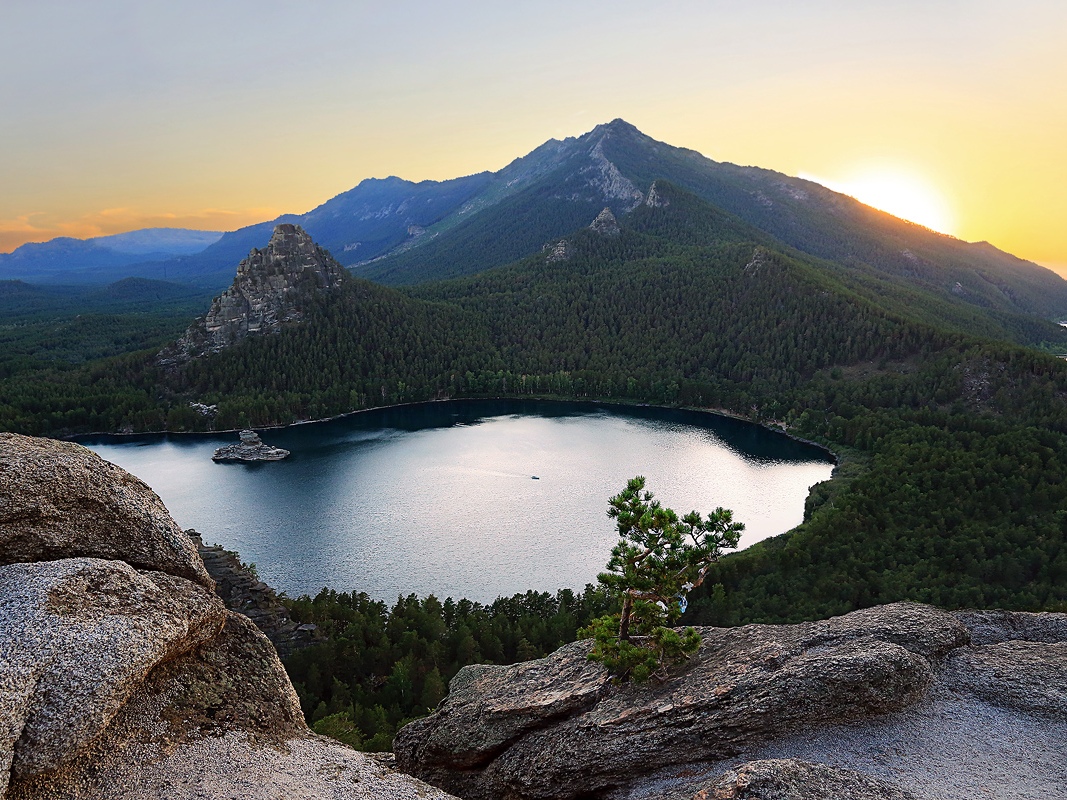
(589, 207, 621, 237)
(588, 118, 642, 139)
(236, 223, 337, 282)
(161, 224, 346, 363)
(645, 181, 670, 208)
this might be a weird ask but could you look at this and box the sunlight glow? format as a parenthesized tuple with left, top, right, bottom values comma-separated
(800, 169, 956, 236)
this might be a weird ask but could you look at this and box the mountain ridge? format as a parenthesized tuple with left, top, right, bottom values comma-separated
(7, 120, 1063, 323)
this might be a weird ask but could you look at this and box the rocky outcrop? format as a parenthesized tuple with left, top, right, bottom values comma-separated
(395, 603, 968, 800)
(398, 602, 1067, 800)
(0, 435, 458, 800)
(0, 558, 225, 791)
(211, 429, 290, 462)
(645, 182, 670, 208)
(161, 223, 345, 362)
(695, 759, 919, 800)
(543, 239, 573, 263)
(190, 530, 318, 657)
(0, 432, 212, 588)
(589, 207, 621, 237)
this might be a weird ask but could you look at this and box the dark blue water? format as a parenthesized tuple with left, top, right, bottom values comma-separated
(82, 400, 834, 603)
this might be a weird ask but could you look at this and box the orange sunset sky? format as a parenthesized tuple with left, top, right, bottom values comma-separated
(2, 1, 1066, 276)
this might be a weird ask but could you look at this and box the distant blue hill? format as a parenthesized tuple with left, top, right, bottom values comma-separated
(0, 228, 223, 285)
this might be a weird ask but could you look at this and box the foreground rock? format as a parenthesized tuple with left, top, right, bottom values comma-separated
(0, 432, 212, 588)
(0, 435, 457, 800)
(211, 429, 290, 462)
(0, 558, 225, 793)
(395, 603, 968, 800)
(942, 640, 1067, 716)
(695, 759, 919, 800)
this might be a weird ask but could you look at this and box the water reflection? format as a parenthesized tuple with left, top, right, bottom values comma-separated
(81, 400, 833, 603)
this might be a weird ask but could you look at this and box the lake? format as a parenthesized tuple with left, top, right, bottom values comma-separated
(81, 400, 834, 603)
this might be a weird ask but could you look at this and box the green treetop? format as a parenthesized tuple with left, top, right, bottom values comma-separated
(584, 476, 744, 681)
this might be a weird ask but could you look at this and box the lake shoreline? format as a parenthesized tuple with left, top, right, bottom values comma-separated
(69, 395, 838, 464)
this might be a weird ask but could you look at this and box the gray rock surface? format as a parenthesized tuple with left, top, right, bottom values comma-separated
(590, 207, 622, 236)
(163, 223, 345, 361)
(2, 433, 459, 800)
(0, 433, 212, 588)
(645, 182, 670, 208)
(544, 238, 573, 263)
(0, 558, 226, 793)
(211, 429, 290, 462)
(7, 612, 456, 800)
(954, 608, 1067, 645)
(395, 603, 967, 800)
(621, 688, 1067, 800)
(943, 640, 1067, 715)
(693, 758, 919, 800)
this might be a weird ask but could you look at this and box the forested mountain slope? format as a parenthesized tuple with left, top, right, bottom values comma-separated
(360, 120, 1067, 325)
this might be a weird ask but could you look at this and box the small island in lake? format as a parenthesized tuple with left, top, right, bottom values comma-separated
(212, 429, 290, 462)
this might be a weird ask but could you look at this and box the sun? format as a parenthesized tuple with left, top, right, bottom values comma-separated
(800, 168, 956, 236)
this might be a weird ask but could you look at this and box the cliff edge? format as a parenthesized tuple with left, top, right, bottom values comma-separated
(0, 432, 457, 800)
(396, 602, 1067, 799)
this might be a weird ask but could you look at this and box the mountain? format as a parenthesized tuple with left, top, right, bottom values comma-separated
(0, 228, 222, 284)
(8, 121, 1064, 324)
(162, 223, 347, 362)
(360, 120, 1067, 323)
(2, 168, 1067, 651)
(142, 173, 495, 289)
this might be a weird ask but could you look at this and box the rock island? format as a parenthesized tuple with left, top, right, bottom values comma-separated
(212, 429, 290, 462)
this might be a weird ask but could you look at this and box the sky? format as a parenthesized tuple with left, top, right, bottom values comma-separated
(2, 1, 1066, 275)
